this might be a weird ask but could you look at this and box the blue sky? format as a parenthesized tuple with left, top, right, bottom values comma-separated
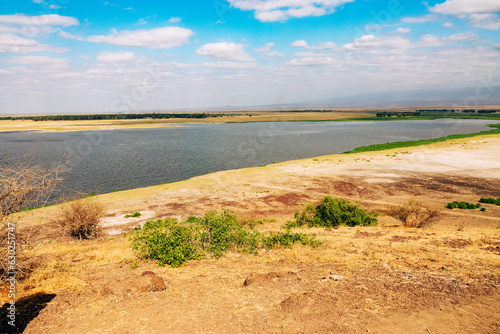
(0, 0, 499, 114)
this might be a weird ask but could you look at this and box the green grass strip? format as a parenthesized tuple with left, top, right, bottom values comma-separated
(343, 123, 500, 154)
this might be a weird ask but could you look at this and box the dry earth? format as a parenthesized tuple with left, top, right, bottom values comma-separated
(1, 134, 500, 333)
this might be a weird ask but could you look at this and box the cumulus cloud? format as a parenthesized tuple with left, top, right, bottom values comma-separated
(291, 39, 309, 48)
(0, 32, 68, 54)
(97, 51, 136, 63)
(401, 14, 438, 23)
(201, 61, 256, 69)
(343, 35, 411, 52)
(60, 26, 193, 49)
(196, 42, 255, 62)
(0, 14, 78, 27)
(4, 55, 69, 65)
(416, 33, 479, 48)
(255, 42, 284, 56)
(396, 28, 411, 34)
(226, 0, 354, 22)
(468, 13, 500, 30)
(430, 0, 500, 15)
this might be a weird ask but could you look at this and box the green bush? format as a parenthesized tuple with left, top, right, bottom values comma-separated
(479, 197, 500, 206)
(125, 212, 141, 218)
(130, 218, 202, 267)
(446, 201, 481, 210)
(130, 210, 321, 267)
(287, 196, 378, 228)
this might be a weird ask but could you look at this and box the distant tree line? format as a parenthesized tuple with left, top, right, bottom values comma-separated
(415, 109, 499, 114)
(416, 109, 456, 112)
(278, 109, 334, 113)
(460, 109, 499, 113)
(375, 112, 421, 118)
(477, 109, 499, 114)
(0, 113, 234, 121)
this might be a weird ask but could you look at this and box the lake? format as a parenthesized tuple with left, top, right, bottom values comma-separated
(0, 119, 496, 198)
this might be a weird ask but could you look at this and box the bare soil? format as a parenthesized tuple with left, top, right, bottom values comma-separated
(1, 135, 500, 333)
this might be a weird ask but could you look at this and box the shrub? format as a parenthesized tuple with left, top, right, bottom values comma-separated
(58, 198, 105, 240)
(130, 218, 202, 267)
(262, 230, 322, 248)
(198, 210, 260, 258)
(479, 197, 500, 206)
(390, 199, 440, 228)
(130, 210, 321, 267)
(446, 201, 481, 210)
(287, 196, 378, 228)
(125, 212, 141, 218)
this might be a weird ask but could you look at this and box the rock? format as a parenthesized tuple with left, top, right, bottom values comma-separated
(329, 272, 343, 281)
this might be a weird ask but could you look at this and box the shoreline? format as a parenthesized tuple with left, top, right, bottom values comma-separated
(2, 112, 499, 133)
(19, 131, 500, 233)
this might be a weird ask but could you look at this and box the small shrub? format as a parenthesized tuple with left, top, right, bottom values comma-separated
(287, 196, 378, 228)
(389, 199, 440, 228)
(479, 197, 500, 206)
(262, 230, 322, 248)
(130, 210, 321, 267)
(130, 218, 202, 267)
(480, 207, 486, 212)
(446, 201, 481, 210)
(125, 212, 141, 218)
(58, 198, 105, 240)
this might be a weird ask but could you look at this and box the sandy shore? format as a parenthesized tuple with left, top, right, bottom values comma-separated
(0, 112, 371, 132)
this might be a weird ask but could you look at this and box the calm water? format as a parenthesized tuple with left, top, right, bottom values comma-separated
(0, 119, 496, 198)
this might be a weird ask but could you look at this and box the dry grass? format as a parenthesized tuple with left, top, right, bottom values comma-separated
(58, 198, 106, 240)
(10, 238, 133, 299)
(7, 224, 498, 302)
(389, 199, 441, 228)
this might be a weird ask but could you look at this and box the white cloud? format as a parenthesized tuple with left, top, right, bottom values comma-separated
(0, 14, 78, 27)
(0, 33, 68, 54)
(443, 22, 454, 28)
(255, 42, 284, 56)
(396, 28, 411, 34)
(4, 55, 69, 65)
(446, 32, 480, 41)
(416, 33, 479, 48)
(168, 17, 182, 23)
(311, 41, 337, 50)
(60, 26, 193, 49)
(430, 0, 500, 15)
(196, 42, 255, 62)
(97, 51, 136, 63)
(343, 35, 411, 52)
(401, 14, 439, 23)
(468, 13, 500, 30)
(227, 0, 354, 22)
(290, 56, 335, 67)
(201, 62, 256, 69)
(291, 40, 309, 48)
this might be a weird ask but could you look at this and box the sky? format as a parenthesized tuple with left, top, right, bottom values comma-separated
(0, 0, 499, 115)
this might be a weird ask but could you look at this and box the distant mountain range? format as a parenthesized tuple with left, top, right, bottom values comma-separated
(187, 86, 500, 112)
